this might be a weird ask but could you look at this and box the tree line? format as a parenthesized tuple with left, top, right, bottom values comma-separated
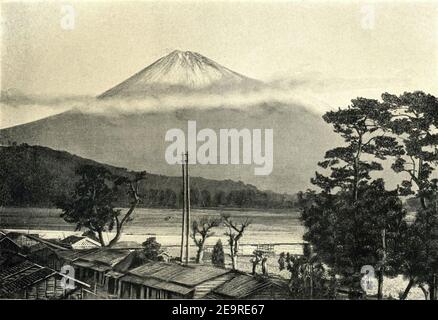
(295, 91, 438, 300)
(0, 143, 294, 209)
(141, 188, 295, 209)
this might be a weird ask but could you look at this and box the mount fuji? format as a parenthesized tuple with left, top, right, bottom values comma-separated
(0, 50, 337, 194)
(98, 50, 263, 98)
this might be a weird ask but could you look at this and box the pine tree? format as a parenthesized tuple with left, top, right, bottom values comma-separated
(142, 237, 162, 261)
(301, 97, 406, 298)
(382, 91, 438, 300)
(211, 239, 225, 268)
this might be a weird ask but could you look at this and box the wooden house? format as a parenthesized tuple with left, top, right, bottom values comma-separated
(29, 246, 98, 271)
(0, 236, 23, 255)
(117, 261, 234, 299)
(205, 273, 292, 300)
(72, 248, 135, 295)
(0, 255, 90, 299)
(4, 232, 42, 248)
(0, 232, 69, 256)
(60, 236, 101, 250)
(0, 232, 40, 254)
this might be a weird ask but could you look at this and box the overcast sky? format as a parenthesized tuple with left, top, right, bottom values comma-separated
(1, 0, 438, 127)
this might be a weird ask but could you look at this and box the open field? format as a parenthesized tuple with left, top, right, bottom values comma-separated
(0, 207, 304, 247)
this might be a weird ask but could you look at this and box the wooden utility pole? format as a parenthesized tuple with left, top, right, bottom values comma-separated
(180, 152, 191, 264)
(309, 245, 313, 299)
(180, 153, 186, 263)
(185, 152, 190, 265)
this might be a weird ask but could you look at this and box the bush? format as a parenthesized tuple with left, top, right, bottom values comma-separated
(211, 240, 225, 268)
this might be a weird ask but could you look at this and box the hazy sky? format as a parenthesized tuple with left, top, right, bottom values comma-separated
(1, 0, 438, 129)
(2, 0, 437, 95)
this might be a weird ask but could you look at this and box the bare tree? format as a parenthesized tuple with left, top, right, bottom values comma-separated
(191, 217, 221, 263)
(107, 172, 146, 247)
(222, 214, 251, 270)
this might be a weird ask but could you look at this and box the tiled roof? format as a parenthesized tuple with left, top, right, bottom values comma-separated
(60, 235, 84, 244)
(122, 262, 283, 298)
(211, 273, 276, 298)
(75, 248, 132, 267)
(5, 232, 39, 240)
(0, 236, 21, 249)
(0, 259, 56, 296)
(0, 268, 55, 295)
(28, 242, 48, 253)
(53, 248, 100, 261)
(60, 235, 100, 247)
(153, 279, 195, 295)
(74, 260, 111, 272)
(0, 260, 35, 280)
(24, 234, 70, 250)
(128, 261, 231, 287)
(0, 258, 91, 296)
(120, 274, 193, 296)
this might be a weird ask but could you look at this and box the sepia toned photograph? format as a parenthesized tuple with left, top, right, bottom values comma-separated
(0, 0, 437, 304)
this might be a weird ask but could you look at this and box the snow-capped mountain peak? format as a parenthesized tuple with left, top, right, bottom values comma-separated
(98, 50, 262, 98)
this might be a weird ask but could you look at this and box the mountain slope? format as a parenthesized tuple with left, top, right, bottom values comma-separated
(0, 50, 339, 194)
(98, 50, 263, 98)
(0, 103, 337, 194)
(0, 144, 295, 208)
